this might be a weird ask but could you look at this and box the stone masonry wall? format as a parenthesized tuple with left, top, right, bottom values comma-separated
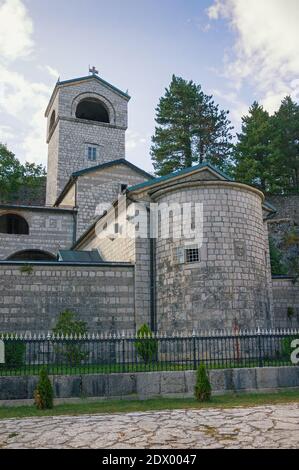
(1, 367, 299, 400)
(266, 195, 299, 274)
(45, 92, 60, 206)
(77, 198, 152, 330)
(272, 277, 299, 328)
(0, 263, 135, 332)
(75, 165, 149, 237)
(0, 208, 74, 260)
(154, 182, 273, 332)
(46, 77, 129, 205)
(266, 194, 299, 225)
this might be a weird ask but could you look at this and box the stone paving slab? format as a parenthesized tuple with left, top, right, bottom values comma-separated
(0, 403, 298, 449)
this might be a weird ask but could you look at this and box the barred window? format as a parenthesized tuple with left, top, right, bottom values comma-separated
(173, 245, 200, 264)
(185, 247, 199, 263)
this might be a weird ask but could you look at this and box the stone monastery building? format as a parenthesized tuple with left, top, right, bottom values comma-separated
(0, 72, 298, 333)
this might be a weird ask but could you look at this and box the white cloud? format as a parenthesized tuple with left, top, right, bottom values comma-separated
(40, 65, 60, 80)
(0, 0, 34, 61)
(0, 124, 13, 141)
(0, 63, 50, 164)
(0, 0, 53, 166)
(126, 130, 146, 150)
(207, 0, 299, 113)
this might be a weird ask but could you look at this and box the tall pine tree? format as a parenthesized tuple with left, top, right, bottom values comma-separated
(151, 75, 233, 176)
(233, 97, 299, 194)
(271, 96, 299, 193)
(233, 102, 274, 191)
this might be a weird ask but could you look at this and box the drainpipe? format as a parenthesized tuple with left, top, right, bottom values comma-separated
(72, 181, 78, 246)
(149, 229, 156, 332)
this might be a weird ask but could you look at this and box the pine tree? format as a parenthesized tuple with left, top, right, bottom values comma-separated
(271, 96, 299, 193)
(151, 75, 233, 176)
(194, 363, 211, 402)
(233, 102, 274, 191)
(34, 368, 54, 409)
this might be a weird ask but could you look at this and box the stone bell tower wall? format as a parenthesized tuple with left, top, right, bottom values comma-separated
(45, 77, 129, 206)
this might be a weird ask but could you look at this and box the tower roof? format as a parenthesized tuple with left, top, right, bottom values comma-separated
(45, 74, 130, 117)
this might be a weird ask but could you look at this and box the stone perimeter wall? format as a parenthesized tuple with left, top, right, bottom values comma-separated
(0, 263, 135, 332)
(1, 367, 298, 401)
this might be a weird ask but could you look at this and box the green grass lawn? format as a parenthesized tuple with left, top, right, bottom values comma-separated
(0, 390, 298, 420)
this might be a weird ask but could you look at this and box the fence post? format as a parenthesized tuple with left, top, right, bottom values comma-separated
(257, 327, 263, 367)
(121, 331, 126, 373)
(192, 330, 197, 370)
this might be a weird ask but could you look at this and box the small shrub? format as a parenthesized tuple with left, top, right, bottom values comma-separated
(269, 238, 287, 276)
(287, 306, 295, 319)
(194, 364, 211, 402)
(53, 310, 88, 337)
(53, 310, 88, 364)
(281, 335, 299, 360)
(19, 265, 33, 275)
(0, 335, 26, 369)
(135, 324, 158, 364)
(34, 368, 53, 409)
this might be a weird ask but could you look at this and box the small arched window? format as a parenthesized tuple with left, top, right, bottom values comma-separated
(0, 214, 29, 235)
(7, 250, 56, 261)
(49, 110, 56, 133)
(76, 99, 109, 123)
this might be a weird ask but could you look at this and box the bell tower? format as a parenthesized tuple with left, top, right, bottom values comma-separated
(45, 70, 130, 205)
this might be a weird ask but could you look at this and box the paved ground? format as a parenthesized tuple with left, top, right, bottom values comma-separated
(0, 403, 298, 449)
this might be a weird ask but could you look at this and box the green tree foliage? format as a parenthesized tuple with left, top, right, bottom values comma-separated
(269, 238, 287, 275)
(53, 310, 88, 337)
(194, 363, 211, 402)
(53, 310, 88, 364)
(233, 102, 274, 191)
(233, 97, 299, 194)
(135, 324, 158, 364)
(0, 335, 26, 369)
(151, 75, 233, 176)
(281, 335, 299, 360)
(34, 368, 54, 409)
(0, 143, 46, 203)
(271, 96, 299, 193)
(283, 229, 299, 281)
(0, 143, 22, 201)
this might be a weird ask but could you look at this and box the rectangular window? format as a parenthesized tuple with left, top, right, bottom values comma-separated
(173, 246, 185, 264)
(173, 245, 200, 265)
(86, 144, 98, 162)
(185, 247, 199, 263)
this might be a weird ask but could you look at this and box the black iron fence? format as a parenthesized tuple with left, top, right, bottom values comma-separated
(0, 328, 299, 376)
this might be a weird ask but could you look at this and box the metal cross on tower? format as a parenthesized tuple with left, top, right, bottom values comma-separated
(89, 65, 99, 75)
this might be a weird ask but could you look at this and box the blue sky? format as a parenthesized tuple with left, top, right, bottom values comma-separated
(0, 0, 298, 172)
